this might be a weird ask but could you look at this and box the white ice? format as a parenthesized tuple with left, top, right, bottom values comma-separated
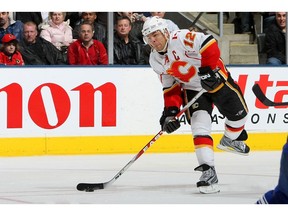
(0, 150, 287, 215)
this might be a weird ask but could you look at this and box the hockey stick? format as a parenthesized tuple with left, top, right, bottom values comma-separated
(76, 88, 206, 192)
(252, 83, 288, 106)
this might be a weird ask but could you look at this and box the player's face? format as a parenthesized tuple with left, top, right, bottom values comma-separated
(146, 30, 167, 52)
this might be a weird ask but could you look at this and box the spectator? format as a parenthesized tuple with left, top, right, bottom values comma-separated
(72, 12, 107, 47)
(67, 21, 108, 65)
(0, 12, 23, 45)
(116, 12, 151, 64)
(40, 12, 73, 62)
(265, 12, 286, 65)
(19, 21, 66, 65)
(116, 12, 146, 43)
(0, 33, 24, 65)
(113, 16, 145, 65)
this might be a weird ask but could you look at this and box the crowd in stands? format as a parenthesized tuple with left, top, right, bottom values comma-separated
(0, 11, 286, 66)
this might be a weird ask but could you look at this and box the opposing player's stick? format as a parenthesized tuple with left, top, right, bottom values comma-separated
(77, 88, 206, 192)
(252, 83, 288, 106)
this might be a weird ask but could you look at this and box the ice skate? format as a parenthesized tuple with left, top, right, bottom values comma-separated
(217, 135, 250, 156)
(194, 164, 220, 194)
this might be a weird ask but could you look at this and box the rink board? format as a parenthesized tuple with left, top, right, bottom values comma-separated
(0, 132, 287, 156)
(0, 66, 287, 156)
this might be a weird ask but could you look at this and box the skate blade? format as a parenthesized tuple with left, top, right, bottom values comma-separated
(217, 144, 249, 156)
(198, 184, 220, 194)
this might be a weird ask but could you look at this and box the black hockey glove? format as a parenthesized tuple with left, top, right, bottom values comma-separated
(198, 66, 223, 92)
(159, 106, 181, 134)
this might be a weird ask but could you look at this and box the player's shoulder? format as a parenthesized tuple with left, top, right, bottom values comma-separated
(149, 50, 165, 74)
(150, 49, 164, 63)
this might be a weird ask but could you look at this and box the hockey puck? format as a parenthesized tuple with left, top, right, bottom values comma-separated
(85, 188, 95, 192)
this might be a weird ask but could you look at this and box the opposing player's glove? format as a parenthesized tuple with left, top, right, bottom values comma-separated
(198, 66, 223, 92)
(159, 106, 181, 134)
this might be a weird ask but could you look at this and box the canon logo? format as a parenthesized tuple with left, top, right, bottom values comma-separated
(0, 82, 117, 129)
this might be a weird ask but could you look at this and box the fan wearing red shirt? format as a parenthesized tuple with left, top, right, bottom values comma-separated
(0, 33, 24, 65)
(67, 21, 108, 65)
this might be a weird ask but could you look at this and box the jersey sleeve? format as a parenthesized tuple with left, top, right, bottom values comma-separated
(160, 74, 183, 108)
(199, 35, 221, 69)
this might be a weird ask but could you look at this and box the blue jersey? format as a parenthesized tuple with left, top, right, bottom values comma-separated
(257, 141, 288, 204)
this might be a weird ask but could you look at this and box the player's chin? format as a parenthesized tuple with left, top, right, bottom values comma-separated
(154, 46, 164, 52)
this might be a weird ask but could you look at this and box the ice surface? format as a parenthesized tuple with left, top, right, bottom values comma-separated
(0, 151, 286, 215)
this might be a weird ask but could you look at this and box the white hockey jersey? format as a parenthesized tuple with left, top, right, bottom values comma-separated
(149, 29, 224, 92)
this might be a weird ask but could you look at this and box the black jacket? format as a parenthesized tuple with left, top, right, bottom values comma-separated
(113, 33, 145, 65)
(19, 37, 66, 65)
(265, 19, 286, 63)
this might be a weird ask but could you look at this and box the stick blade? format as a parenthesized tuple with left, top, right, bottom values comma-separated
(77, 183, 105, 192)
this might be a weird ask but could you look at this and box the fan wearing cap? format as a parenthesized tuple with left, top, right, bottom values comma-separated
(0, 33, 24, 65)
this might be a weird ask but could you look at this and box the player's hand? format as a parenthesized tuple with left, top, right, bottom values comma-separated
(162, 116, 180, 133)
(198, 66, 222, 92)
(159, 107, 181, 134)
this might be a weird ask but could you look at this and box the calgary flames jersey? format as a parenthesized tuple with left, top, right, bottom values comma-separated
(149, 29, 228, 108)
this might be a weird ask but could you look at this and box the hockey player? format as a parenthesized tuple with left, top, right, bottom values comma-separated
(256, 138, 288, 204)
(142, 16, 250, 194)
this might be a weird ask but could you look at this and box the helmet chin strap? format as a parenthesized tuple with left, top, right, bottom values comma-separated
(157, 40, 168, 53)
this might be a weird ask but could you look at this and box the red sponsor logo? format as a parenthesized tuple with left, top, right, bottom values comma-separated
(0, 82, 117, 129)
(237, 74, 288, 109)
